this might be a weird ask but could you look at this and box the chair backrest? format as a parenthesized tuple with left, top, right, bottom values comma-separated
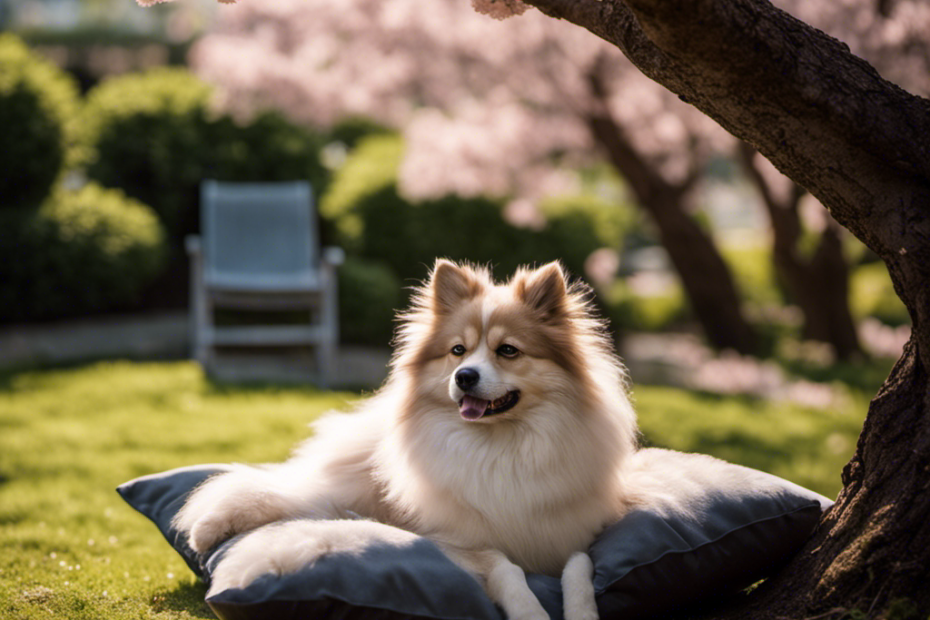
(201, 180, 318, 291)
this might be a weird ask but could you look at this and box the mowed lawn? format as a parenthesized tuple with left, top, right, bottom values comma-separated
(0, 360, 873, 619)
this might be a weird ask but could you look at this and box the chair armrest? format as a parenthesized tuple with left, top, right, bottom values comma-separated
(185, 235, 202, 257)
(322, 246, 345, 267)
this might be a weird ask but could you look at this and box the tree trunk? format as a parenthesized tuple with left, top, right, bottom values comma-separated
(740, 144, 862, 359)
(799, 221, 861, 359)
(587, 103, 758, 354)
(523, 0, 930, 616)
(645, 186, 758, 356)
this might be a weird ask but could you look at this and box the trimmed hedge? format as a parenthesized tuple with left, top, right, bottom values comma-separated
(338, 257, 403, 346)
(0, 34, 80, 210)
(80, 68, 211, 237)
(321, 133, 624, 283)
(317, 133, 638, 344)
(82, 68, 326, 241)
(0, 183, 167, 321)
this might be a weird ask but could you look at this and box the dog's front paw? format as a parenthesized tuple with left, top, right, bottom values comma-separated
(207, 519, 420, 595)
(562, 552, 599, 620)
(187, 511, 240, 555)
(174, 468, 301, 554)
(208, 526, 288, 593)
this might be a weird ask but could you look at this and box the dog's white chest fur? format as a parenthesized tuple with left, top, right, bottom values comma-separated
(376, 404, 625, 575)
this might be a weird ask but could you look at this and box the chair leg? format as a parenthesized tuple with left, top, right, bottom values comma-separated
(200, 295, 214, 373)
(318, 264, 340, 388)
(188, 242, 212, 371)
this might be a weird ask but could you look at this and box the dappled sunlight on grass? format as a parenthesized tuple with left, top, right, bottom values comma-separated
(0, 360, 871, 618)
(0, 361, 351, 620)
(633, 386, 866, 498)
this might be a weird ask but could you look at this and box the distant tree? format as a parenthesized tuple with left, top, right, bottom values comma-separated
(735, 0, 930, 360)
(185, 0, 757, 353)
(740, 144, 862, 359)
(168, 0, 930, 359)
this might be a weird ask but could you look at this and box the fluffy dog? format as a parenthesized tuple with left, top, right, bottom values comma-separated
(175, 260, 641, 620)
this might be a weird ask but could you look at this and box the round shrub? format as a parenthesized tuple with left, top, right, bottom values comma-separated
(82, 68, 325, 241)
(604, 279, 687, 333)
(0, 183, 167, 321)
(0, 34, 80, 209)
(321, 133, 633, 285)
(338, 257, 403, 346)
(81, 68, 212, 236)
(320, 133, 406, 249)
(850, 261, 909, 326)
(355, 186, 532, 283)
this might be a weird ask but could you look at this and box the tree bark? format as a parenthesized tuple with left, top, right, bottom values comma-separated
(739, 144, 862, 360)
(586, 99, 757, 354)
(520, 0, 930, 616)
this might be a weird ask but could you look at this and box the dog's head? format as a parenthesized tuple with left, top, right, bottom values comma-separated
(395, 259, 622, 424)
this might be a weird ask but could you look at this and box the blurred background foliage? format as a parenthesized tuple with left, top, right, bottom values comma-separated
(0, 21, 909, 355)
(0, 33, 80, 209)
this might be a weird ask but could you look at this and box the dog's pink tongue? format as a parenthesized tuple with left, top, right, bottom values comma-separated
(460, 395, 489, 420)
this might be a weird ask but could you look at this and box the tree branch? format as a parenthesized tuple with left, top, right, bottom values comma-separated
(522, 0, 930, 260)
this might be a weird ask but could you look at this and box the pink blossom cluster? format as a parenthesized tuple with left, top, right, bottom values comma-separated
(859, 318, 911, 359)
(174, 0, 928, 205)
(778, 0, 930, 96)
(471, 0, 529, 20)
(623, 334, 843, 409)
(190, 0, 739, 202)
(136, 0, 236, 5)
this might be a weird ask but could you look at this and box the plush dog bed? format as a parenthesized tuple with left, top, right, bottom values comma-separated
(118, 455, 831, 620)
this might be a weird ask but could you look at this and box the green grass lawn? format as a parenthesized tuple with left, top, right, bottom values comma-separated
(0, 360, 875, 619)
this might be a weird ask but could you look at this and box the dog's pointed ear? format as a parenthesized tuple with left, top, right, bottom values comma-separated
(517, 261, 569, 321)
(429, 259, 483, 315)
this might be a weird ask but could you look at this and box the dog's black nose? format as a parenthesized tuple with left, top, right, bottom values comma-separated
(455, 368, 480, 390)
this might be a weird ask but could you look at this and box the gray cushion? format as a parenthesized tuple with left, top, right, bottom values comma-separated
(117, 457, 831, 620)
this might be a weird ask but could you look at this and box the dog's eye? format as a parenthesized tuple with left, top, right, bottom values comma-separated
(497, 344, 519, 358)
(451, 344, 467, 356)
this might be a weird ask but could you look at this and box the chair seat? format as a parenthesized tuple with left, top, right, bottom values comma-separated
(208, 325, 326, 347)
(205, 270, 322, 293)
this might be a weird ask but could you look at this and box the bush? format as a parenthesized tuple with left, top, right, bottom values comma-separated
(326, 116, 394, 151)
(319, 133, 637, 341)
(531, 194, 634, 279)
(0, 183, 167, 321)
(604, 279, 687, 332)
(320, 133, 406, 248)
(338, 257, 403, 346)
(82, 68, 325, 241)
(80, 68, 212, 237)
(850, 261, 909, 326)
(356, 187, 535, 282)
(0, 34, 80, 209)
(321, 133, 621, 283)
(720, 245, 782, 307)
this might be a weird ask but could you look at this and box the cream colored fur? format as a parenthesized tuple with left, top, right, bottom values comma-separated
(174, 260, 642, 620)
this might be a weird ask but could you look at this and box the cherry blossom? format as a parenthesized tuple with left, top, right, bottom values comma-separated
(188, 0, 733, 203)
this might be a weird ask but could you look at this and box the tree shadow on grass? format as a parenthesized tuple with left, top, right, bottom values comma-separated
(152, 580, 213, 619)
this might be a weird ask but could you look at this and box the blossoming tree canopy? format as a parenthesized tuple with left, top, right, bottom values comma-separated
(136, 0, 237, 5)
(130, 0, 928, 358)
(131, 0, 929, 202)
